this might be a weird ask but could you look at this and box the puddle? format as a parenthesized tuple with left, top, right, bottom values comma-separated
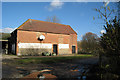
(22, 69, 57, 79)
(71, 66, 90, 80)
(17, 68, 30, 76)
(82, 76, 87, 80)
(77, 76, 87, 80)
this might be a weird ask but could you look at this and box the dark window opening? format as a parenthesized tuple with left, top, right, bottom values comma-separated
(72, 46, 76, 54)
(53, 44, 58, 55)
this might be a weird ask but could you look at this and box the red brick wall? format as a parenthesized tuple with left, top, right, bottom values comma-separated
(16, 30, 77, 55)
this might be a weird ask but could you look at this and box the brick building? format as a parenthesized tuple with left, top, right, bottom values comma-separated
(8, 19, 77, 56)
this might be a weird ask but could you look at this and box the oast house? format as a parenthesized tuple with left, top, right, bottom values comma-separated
(8, 19, 77, 56)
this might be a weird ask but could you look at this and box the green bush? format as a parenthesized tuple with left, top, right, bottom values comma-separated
(51, 52, 56, 56)
(42, 52, 57, 56)
(42, 52, 50, 56)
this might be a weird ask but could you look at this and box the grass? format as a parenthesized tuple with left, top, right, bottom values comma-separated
(16, 54, 93, 64)
(3, 54, 17, 56)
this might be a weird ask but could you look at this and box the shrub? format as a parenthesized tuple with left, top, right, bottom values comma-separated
(42, 52, 50, 56)
(42, 52, 57, 56)
(51, 52, 56, 56)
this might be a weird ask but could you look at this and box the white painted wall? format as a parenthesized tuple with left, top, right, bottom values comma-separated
(18, 43, 52, 49)
(18, 43, 69, 49)
(58, 44, 69, 49)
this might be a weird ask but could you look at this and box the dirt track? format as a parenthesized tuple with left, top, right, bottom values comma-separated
(2, 56, 98, 78)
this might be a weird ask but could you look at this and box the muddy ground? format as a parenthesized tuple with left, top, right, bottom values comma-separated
(2, 55, 98, 79)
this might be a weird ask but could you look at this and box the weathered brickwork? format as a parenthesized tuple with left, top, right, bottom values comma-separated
(9, 19, 77, 56)
(19, 48, 52, 56)
(15, 30, 77, 55)
(58, 49, 70, 55)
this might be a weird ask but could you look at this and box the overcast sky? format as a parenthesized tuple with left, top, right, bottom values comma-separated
(1, 1, 117, 40)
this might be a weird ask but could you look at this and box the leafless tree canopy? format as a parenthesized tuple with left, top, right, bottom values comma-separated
(46, 16, 61, 23)
(93, 2, 118, 25)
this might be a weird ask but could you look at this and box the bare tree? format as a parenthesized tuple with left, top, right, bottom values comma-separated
(46, 16, 61, 23)
(46, 16, 51, 22)
(93, 2, 118, 25)
(118, 1, 120, 19)
(94, 1, 120, 74)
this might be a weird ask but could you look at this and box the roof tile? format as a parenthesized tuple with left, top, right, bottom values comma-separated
(17, 19, 77, 35)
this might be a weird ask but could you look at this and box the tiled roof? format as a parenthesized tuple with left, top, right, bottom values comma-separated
(17, 19, 77, 35)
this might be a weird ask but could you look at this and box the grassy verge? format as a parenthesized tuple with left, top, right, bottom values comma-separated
(16, 54, 93, 64)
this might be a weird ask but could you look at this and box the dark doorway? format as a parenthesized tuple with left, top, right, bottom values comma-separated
(53, 44, 58, 55)
(72, 46, 76, 54)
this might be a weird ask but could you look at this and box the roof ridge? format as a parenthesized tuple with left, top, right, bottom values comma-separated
(17, 19, 31, 29)
(30, 19, 68, 26)
(67, 25, 77, 35)
(16, 19, 77, 35)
